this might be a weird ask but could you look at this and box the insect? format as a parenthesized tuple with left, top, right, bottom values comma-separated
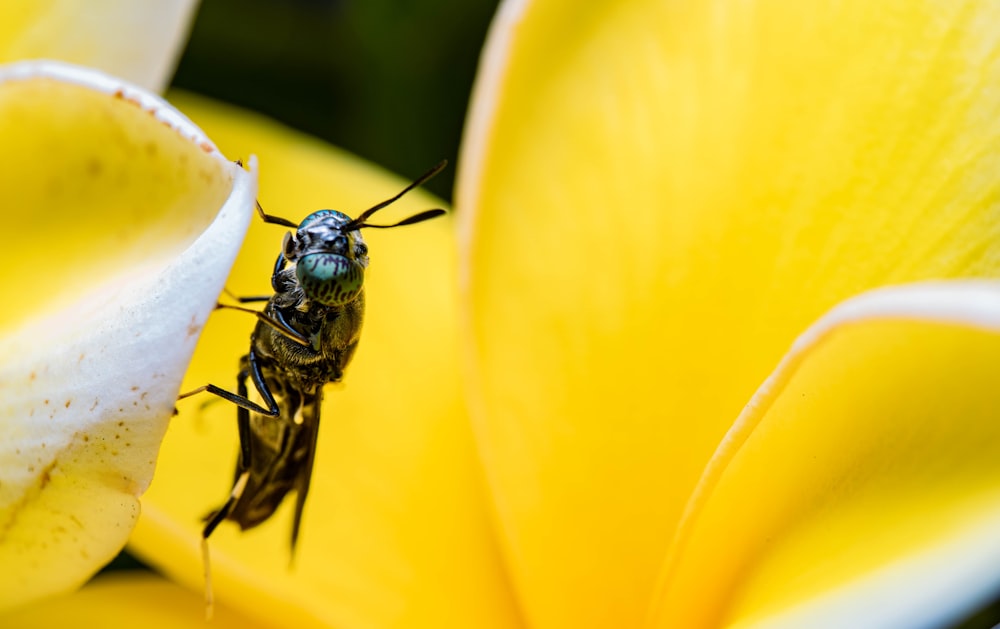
(180, 160, 446, 611)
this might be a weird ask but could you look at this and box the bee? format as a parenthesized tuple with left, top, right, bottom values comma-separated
(181, 161, 446, 612)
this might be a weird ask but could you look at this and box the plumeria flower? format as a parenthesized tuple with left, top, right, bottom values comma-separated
(0, 0, 256, 617)
(5, 1, 1000, 628)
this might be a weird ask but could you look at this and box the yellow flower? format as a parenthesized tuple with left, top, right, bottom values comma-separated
(0, 0, 199, 92)
(7, 1, 1000, 628)
(0, 61, 254, 611)
(0, 0, 254, 616)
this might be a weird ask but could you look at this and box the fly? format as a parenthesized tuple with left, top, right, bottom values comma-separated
(180, 160, 446, 614)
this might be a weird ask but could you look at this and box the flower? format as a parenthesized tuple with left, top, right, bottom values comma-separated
(7, 1, 1000, 628)
(0, 0, 199, 92)
(0, 60, 254, 612)
(0, 0, 255, 616)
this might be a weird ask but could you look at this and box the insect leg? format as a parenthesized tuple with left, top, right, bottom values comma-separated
(200, 362, 254, 619)
(221, 287, 270, 304)
(213, 303, 312, 348)
(200, 466, 250, 619)
(229, 163, 295, 227)
(271, 250, 288, 293)
(202, 467, 250, 538)
(178, 383, 277, 416)
(254, 199, 298, 228)
(202, 355, 263, 539)
(178, 350, 281, 417)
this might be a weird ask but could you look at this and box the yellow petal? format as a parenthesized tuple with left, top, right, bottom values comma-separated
(2, 572, 264, 628)
(456, 2, 1000, 626)
(0, 61, 253, 612)
(651, 282, 1000, 628)
(128, 92, 521, 628)
(0, 0, 198, 92)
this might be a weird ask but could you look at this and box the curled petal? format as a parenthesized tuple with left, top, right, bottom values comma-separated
(651, 282, 1000, 628)
(0, 0, 199, 91)
(0, 61, 254, 612)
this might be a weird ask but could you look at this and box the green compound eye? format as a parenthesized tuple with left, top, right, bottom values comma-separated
(295, 253, 364, 306)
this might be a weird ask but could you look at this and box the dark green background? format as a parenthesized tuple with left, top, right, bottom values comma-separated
(171, 0, 500, 201)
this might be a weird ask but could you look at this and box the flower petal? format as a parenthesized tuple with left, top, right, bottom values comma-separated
(0, 0, 199, 92)
(456, 2, 1000, 626)
(2, 572, 264, 628)
(0, 61, 253, 612)
(128, 93, 521, 628)
(650, 282, 1000, 628)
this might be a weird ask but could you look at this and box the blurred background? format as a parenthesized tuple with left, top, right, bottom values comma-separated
(171, 0, 500, 201)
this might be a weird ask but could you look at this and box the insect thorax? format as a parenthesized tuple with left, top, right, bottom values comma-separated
(252, 292, 364, 391)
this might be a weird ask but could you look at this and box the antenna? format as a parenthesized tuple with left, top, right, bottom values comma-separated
(342, 160, 448, 231)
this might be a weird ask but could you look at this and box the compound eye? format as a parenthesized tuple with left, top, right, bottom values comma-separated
(295, 253, 364, 306)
